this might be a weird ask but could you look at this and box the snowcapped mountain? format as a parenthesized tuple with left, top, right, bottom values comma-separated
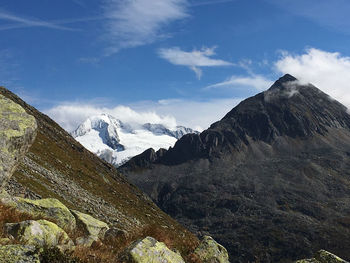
(71, 114, 198, 166)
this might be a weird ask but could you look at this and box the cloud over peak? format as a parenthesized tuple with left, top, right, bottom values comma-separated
(158, 46, 233, 79)
(275, 48, 350, 107)
(103, 0, 189, 54)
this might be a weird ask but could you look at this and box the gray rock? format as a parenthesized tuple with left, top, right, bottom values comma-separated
(0, 94, 37, 190)
(71, 209, 109, 247)
(4, 219, 74, 253)
(121, 236, 185, 263)
(194, 236, 229, 263)
(295, 249, 349, 263)
(0, 244, 40, 263)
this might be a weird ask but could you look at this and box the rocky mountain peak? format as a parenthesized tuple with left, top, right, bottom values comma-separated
(123, 74, 350, 167)
(121, 75, 350, 262)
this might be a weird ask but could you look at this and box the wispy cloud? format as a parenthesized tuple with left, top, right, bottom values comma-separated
(102, 0, 189, 55)
(158, 46, 233, 79)
(275, 48, 350, 107)
(0, 10, 103, 31)
(205, 74, 273, 91)
(0, 11, 75, 31)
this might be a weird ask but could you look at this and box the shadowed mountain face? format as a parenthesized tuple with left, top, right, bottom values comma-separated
(121, 74, 350, 262)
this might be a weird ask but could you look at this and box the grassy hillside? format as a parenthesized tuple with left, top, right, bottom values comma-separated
(0, 86, 198, 260)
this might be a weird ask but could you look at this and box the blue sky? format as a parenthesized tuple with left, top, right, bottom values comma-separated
(1, 0, 350, 130)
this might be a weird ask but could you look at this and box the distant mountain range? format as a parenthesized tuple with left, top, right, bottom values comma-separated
(71, 114, 198, 166)
(120, 74, 350, 262)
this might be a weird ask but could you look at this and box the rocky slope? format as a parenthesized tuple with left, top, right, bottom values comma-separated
(0, 86, 200, 260)
(121, 74, 350, 262)
(72, 114, 198, 166)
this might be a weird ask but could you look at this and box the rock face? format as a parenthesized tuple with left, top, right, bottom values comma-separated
(0, 93, 37, 190)
(194, 236, 229, 263)
(121, 74, 350, 262)
(123, 236, 185, 263)
(0, 244, 40, 263)
(4, 219, 74, 253)
(295, 250, 349, 263)
(71, 209, 109, 246)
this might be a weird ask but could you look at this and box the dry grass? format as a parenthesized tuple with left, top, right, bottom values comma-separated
(0, 202, 200, 262)
(71, 223, 200, 263)
(0, 203, 35, 238)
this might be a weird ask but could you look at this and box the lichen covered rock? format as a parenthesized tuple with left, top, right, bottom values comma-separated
(295, 250, 349, 263)
(0, 244, 40, 263)
(0, 94, 37, 190)
(123, 236, 185, 263)
(315, 250, 348, 263)
(1, 197, 76, 231)
(4, 219, 74, 252)
(194, 236, 229, 263)
(71, 209, 109, 246)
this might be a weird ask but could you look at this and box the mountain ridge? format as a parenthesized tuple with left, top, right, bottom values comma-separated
(72, 113, 198, 166)
(121, 74, 350, 262)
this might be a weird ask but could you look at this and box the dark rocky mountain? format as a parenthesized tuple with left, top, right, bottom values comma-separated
(121, 74, 350, 262)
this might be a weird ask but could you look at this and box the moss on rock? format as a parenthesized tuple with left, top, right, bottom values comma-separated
(1, 197, 76, 232)
(0, 94, 37, 190)
(124, 236, 185, 263)
(71, 210, 109, 247)
(4, 219, 74, 253)
(0, 244, 40, 263)
(194, 236, 229, 263)
(295, 250, 348, 263)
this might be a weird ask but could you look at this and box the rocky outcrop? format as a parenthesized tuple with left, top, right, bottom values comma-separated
(0, 244, 40, 263)
(122, 236, 185, 263)
(1, 197, 76, 232)
(295, 250, 349, 263)
(71, 209, 109, 246)
(0, 93, 37, 190)
(194, 236, 229, 263)
(4, 219, 74, 253)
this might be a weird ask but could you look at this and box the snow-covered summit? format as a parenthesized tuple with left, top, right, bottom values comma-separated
(72, 114, 198, 166)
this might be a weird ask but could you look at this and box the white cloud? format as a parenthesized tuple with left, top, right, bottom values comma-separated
(205, 74, 273, 91)
(275, 48, 350, 107)
(44, 98, 241, 133)
(103, 0, 189, 54)
(158, 46, 233, 79)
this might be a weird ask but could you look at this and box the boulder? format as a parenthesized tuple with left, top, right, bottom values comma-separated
(193, 236, 229, 263)
(0, 94, 37, 190)
(4, 219, 74, 253)
(315, 250, 349, 263)
(0, 244, 40, 263)
(122, 236, 185, 263)
(295, 250, 349, 263)
(71, 209, 109, 247)
(1, 197, 76, 232)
